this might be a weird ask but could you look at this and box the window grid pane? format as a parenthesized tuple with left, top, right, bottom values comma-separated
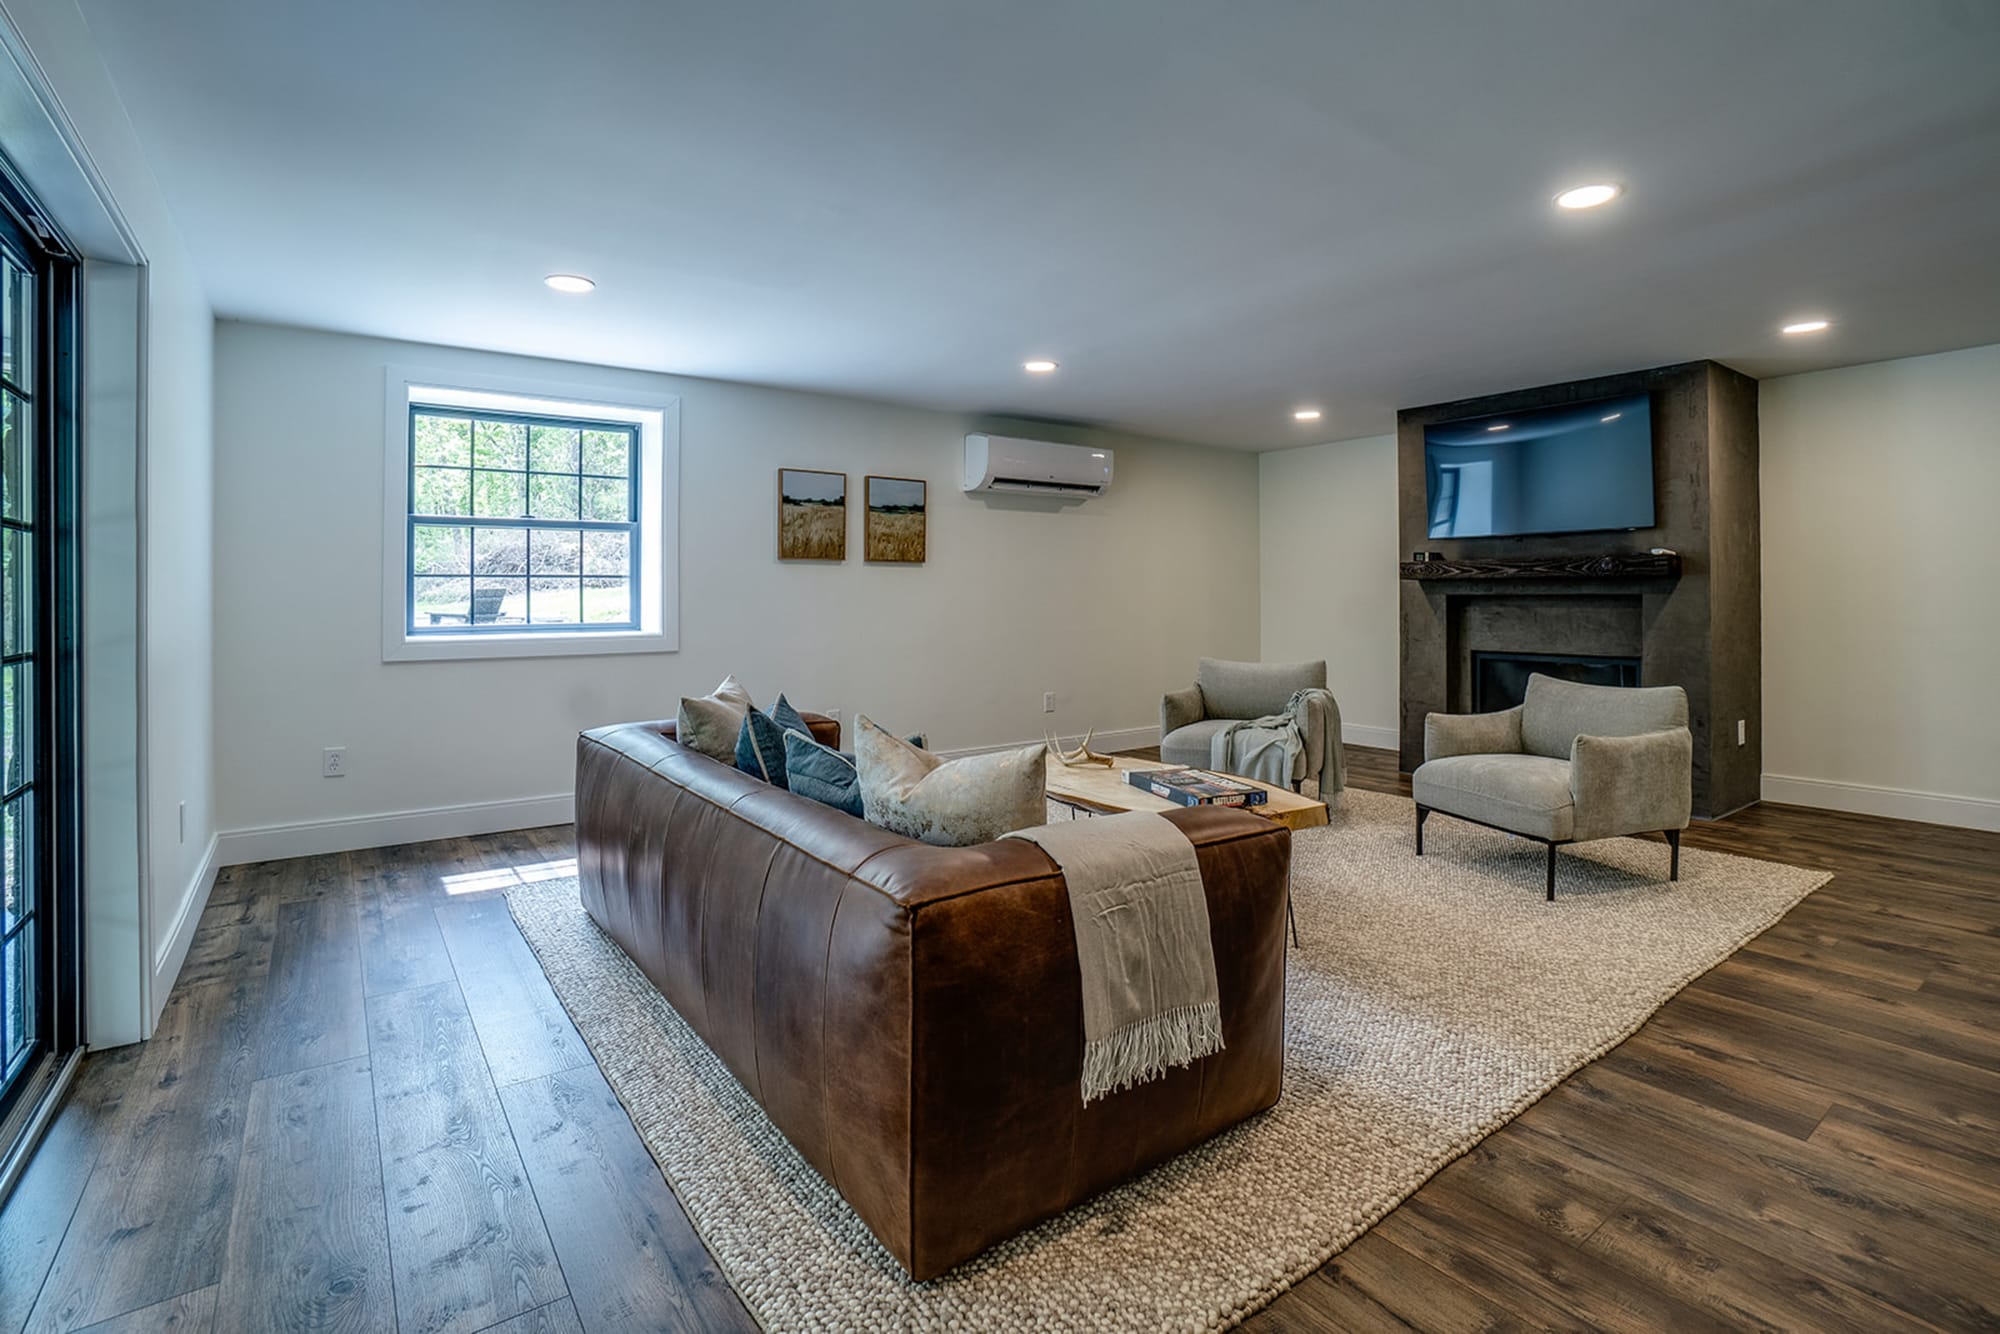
(408, 406, 638, 635)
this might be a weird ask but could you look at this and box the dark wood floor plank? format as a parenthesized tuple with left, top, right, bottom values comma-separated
(1515, 1079, 2000, 1327)
(1580, 1198, 1925, 1333)
(214, 1056, 393, 1333)
(24, 978, 263, 1333)
(433, 897, 589, 1087)
(367, 980, 565, 1334)
(1371, 1183, 1730, 1333)
(472, 1297, 586, 1334)
(356, 845, 458, 998)
(273, 851, 352, 904)
(1808, 1101, 2000, 1209)
(175, 891, 278, 991)
(70, 1286, 215, 1334)
(1258, 1235, 1539, 1333)
(259, 892, 368, 1078)
(499, 1064, 754, 1334)
(0, 1049, 142, 1334)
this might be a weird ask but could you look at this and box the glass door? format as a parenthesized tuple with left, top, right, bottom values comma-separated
(0, 170, 75, 1131)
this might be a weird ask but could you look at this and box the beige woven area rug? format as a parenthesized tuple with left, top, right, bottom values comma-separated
(506, 789, 1830, 1332)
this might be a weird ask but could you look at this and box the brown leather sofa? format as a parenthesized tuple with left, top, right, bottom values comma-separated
(574, 715, 1291, 1280)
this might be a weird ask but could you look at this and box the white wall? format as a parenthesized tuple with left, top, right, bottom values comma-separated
(211, 321, 1260, 854)
(5, 0, 216, 1040)
(1759, 342, 2000, 831)
(1257, 434, 1399, 748)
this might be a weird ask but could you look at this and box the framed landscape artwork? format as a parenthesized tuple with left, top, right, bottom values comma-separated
(778, 468, 847, 560)
(864, 476, 927, 563)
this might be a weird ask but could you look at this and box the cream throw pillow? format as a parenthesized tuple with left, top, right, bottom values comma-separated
(855, 716, 1046, 847)
(676, 674, 754, 761)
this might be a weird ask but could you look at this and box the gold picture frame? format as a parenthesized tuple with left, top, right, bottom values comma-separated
(864, 475, 927, 564)
(778, 468, 847, 561)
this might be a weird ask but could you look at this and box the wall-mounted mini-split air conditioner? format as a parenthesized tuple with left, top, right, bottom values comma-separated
(962, 433, 1113, 499)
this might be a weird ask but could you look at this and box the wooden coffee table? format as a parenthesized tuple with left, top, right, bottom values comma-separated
(1043, 754, 1329, 831)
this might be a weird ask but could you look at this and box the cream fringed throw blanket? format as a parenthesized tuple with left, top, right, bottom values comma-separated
(1006, 812, 1224, 1102)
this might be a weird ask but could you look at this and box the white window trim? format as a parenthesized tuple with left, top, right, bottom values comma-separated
(381, 364, 680, 662)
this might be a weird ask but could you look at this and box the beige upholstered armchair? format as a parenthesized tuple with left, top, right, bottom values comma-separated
(1160, 658, 1344, 796)
(1413, 674, 1692, 899)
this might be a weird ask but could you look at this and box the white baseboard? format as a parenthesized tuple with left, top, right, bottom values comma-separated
(1761, 773, 2000, 834)
(215, 792, 577, 867)
(150, 833, 220, 1029)
(934, 725, 1160, 761)
(1342, 723, 1399, 750)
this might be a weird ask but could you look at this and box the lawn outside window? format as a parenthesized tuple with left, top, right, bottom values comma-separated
(382, 367, 679, 661)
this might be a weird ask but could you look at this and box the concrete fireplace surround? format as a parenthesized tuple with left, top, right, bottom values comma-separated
(1398, 360, 1761, 818)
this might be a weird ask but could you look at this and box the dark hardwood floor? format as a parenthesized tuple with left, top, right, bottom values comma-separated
(3, 746, 1997, 1332)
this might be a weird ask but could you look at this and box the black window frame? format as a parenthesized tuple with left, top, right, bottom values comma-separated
(0, 157, 80, 1135)
(405, 403, 642, 636)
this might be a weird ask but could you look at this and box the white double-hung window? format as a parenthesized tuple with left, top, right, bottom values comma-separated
(382, 367, 679, 661)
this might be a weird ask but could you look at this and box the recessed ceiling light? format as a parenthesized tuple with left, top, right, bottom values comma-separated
(1781, 319, 1831, 335)
(1023, 359, 1059, 373)
(1293, 408, 1323, 421)
(1487, 423, 1511, 432)
(1554, 183, 1622, 210)
(544, 274, 595, 293)
(1601, 412, 1622, 423)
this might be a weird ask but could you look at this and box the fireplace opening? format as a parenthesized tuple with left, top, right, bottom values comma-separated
(1472, 650, 1642, 713)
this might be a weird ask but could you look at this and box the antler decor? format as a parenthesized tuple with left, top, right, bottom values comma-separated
(1045, 728, 1114, 768)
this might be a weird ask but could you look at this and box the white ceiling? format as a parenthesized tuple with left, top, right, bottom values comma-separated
(76, 0, 2000, 448)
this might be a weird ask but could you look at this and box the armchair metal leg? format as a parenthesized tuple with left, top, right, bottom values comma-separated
(1546, 841, 1558, 901)
(1666, 829, 1681, 881)
(1416, 804, 1429, 855)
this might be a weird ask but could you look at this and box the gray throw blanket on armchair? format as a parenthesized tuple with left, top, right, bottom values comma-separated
(1209, 686, 1344, 797)
(1005, 811, 1224, 1103)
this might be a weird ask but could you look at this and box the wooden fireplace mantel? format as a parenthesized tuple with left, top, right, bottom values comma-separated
(1398, 551, 1682, 581)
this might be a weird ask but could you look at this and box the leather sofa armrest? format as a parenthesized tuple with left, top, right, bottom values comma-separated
(1423, 706, 1524, 762)
(1569, 727, 1692, 841)
(1161, 685, 1204, 738)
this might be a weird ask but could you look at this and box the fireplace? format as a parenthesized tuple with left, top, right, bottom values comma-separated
(1472, 651, 1641, 713)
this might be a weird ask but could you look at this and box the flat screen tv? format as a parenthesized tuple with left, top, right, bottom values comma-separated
(1424, 392, 1654, 539)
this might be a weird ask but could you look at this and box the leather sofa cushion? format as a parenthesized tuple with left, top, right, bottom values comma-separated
(1413, 753, 1576, 841)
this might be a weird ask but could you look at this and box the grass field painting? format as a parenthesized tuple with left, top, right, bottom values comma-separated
(865, 475, 926, 563)
(779, 468, 846, 560)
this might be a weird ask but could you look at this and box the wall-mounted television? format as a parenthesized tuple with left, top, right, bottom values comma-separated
(1424, 392, 1654, 539)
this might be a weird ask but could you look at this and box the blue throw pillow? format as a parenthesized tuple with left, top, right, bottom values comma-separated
(771, 692, 813, 741)
(783, 729, 864, 816)
(782, 728, 932, 816)
(735, 708, 790, 788)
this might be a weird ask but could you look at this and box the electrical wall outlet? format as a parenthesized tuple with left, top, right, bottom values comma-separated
(1737, 719, 1747, 746)
(1042, 691, 1056, 714)
(322, 746, 347, 778)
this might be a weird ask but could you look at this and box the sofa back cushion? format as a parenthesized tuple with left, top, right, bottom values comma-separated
(856, 717, 1046, 846)
(1521, 673, 1689, 759)
(1196, 657, 1327, 721)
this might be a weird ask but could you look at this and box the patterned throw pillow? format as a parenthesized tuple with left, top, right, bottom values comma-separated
(735, 707, 790, 788)
(854, 716, 1045, 847)
(783, 729, 865, 816)
(676, 674, 754, 761)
